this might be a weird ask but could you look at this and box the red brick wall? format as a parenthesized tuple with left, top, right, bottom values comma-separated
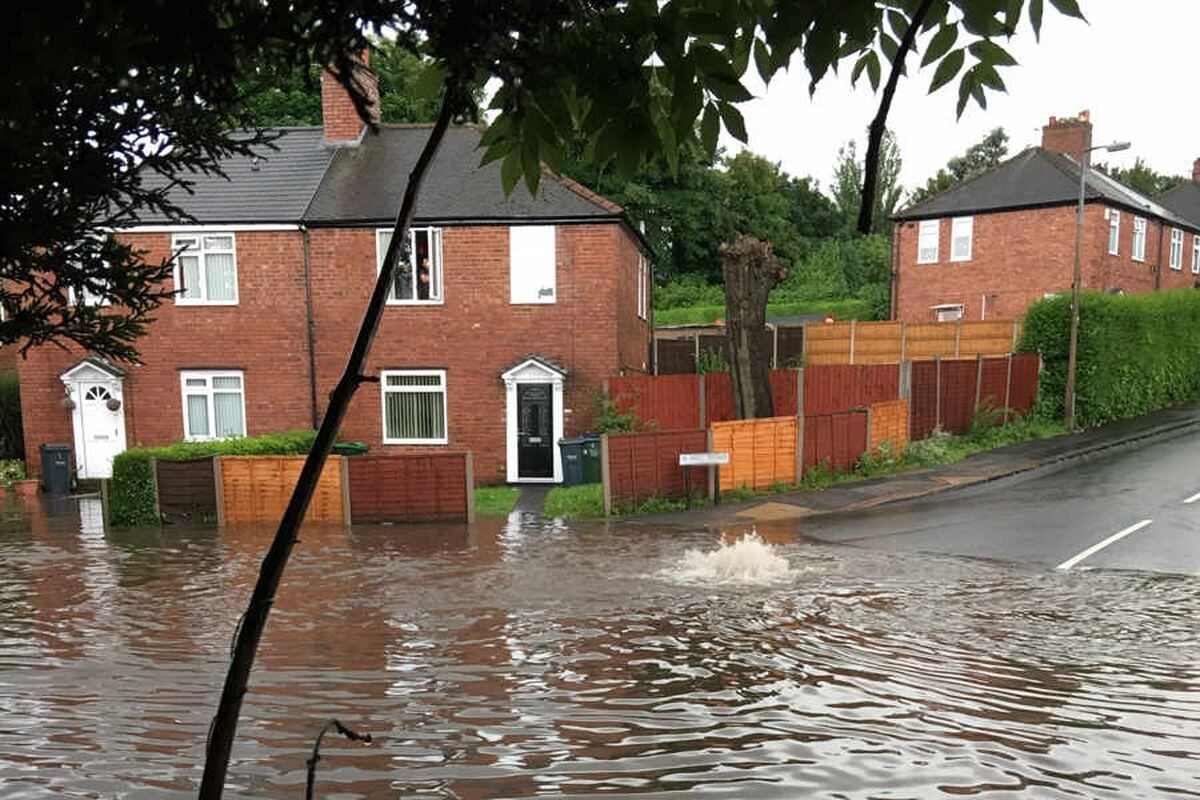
(16, 221, 646, 482)
(615, 230, 651, 374)
(307, 222, 641, 483)
(895, 204, 1199, 322)
(17, 230, 314, 469)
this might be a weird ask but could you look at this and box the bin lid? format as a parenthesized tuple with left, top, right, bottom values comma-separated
(558, 437, 584, 446)
(580, 433, 601, 441)
(40, 443, 73, 452)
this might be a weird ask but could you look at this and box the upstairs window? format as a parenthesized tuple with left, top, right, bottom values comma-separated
(917, 220, 939, 263)
(510, 226, 556, 304)
(1132, 217, 1147, 262)
(173, 233, 237, 304)
(1108, 209, 1120, 255)
(377, 227, 443, 304)
(381, 370, 447, 444)
(950, 217, 973, 261)
(1169, 228, 1184, 270)
(181, 371, 245, 440)
(1193, 235, 1200, 275)
(933, 304, 964, 322)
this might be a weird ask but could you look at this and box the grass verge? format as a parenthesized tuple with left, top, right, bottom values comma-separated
(474, 486, 521, 516)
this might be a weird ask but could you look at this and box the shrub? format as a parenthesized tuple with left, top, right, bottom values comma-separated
(591, 389, 642, 434)
(653, 298, 872, 327)
(108, 429, 318, 526)
(0, 459, 25, 485)
(696, 347, 729, 373)
(1021, 289, 1200, 427)
(0, 370, 23, 461)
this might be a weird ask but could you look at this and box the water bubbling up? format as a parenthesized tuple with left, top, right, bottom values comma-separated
(668, 530, 793, 584)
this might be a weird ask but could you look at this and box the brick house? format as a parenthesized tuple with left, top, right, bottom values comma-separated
(891, 111, 1200, 322)
(1158, 160, 1200, 231)
(17, 68, 652, 484)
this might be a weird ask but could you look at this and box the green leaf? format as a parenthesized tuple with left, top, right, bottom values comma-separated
(888, 9, 910, 39)
(500, 152, 522, 196)
(928, 47, 965, 93)
(921, 25, 958, 67)
(956, 72, 974, 118)
(851, 53, 870, 87)
(866, 51, 881, 90)
(1049, 0, 1086, 19)
(753, 38, 773, 84)
(410, 63, 447, 100)
(975, 62, 1006, 91)
(719, 102, 747, 143)
(969, 39, 1017, 67)
(704, 73, 753, 103)
(1029, 0, 1044, 39)
(521, 138, 541, 196)
(880, 33, 900, 65)
(690, 42, 736, 79)
(700, 103, 719, 155)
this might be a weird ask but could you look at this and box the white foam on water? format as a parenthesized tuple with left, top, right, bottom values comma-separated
(666, 531, 793, 585)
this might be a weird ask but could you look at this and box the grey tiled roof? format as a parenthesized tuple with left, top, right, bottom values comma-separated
(134, 128, 334, 224)
(1157, 182, 1200, 228)
(894, 147, 1200, 233)
(130, 125, 619, 226)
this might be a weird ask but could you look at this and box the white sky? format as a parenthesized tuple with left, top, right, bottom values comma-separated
(729, 1, 1199, 196)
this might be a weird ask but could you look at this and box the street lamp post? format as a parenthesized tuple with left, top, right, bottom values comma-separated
(1064, 140, 1130, 431)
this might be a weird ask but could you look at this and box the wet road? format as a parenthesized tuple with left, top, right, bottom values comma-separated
(800, 429, 1200, 575)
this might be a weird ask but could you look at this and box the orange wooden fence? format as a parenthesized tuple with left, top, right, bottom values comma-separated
(710, 416, 797, 491)
(804, 320, 1021, 365)
(216, 455, 346, 525)
(868, 399, 910, 454)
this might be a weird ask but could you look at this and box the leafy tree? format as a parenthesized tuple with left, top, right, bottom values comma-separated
(1094, 157, 1186, 198)
(237, 38, 483, 126)
(832, 132, 904, 235)
(910, 127, 1009, 203)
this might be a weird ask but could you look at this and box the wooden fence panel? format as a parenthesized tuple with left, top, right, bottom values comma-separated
(705, 371, 799, 423)
(939, 359, 980, 435)
(610, 374, 701, 431)
(868, 399, 910, 453)
(904, 323, 960, 359)
(801, 320, 1020, 364)
(347, 454, 470, 523)
(710, 416, 797, 491)
(155, 456, 216, 520)
(908, 354, 1041, 440)
(978, 357, 1009, 412)
(803, 323, 854, 364)
(851, 321, 904, 363)
(218, 455, 344, 525)
(959, 320, 1021, 356)
(909, 360, 940, 441)
(803, 364, 900, 414)
(803, 410, 869, 473)
(655, 338, 696, 374)
(607, 429, 709, 508)
(776, 326, 805, 368)
(1008, 353, 1041, 417)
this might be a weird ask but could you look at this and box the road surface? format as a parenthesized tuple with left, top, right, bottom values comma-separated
(800, 429, 1200, 575)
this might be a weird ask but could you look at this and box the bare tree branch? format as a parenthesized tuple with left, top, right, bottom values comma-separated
(305, 718, 372, 800)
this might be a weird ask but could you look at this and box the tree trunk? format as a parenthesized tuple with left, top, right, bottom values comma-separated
(197, 82, 461, 799)
(721, 235, 786, 420)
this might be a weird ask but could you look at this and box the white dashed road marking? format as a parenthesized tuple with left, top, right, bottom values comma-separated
(1184, 491, 1200, 505)
(1057, 519, 1154, 571)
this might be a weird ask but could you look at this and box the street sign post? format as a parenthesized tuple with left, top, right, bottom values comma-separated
(679, 452, 729, 508)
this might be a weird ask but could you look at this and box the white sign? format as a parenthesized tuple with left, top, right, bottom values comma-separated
(679, 452, 730, 467)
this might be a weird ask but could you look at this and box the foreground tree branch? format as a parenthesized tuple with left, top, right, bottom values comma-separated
(857, 0, 936, 235)
(197, 78, 464, 799)
(305, 718, 372, 800)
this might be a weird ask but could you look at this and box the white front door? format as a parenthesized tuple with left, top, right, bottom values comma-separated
(72, 381, 127, 479)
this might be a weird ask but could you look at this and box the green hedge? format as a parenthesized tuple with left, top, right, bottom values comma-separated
(0, 370, 23, 461)
(1020, 289, 1200, 427)
(108, 429, 318, 526)
(654, 298, 872, 327)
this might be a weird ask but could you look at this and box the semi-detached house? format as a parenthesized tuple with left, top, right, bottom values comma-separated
(18, 68, 652, 485)
(891, 111, 1200, 322)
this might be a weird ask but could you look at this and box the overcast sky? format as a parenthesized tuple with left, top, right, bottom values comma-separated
(729, 1, 1198, 197)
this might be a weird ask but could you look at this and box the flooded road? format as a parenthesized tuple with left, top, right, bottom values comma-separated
(1, 494, 1198, 798)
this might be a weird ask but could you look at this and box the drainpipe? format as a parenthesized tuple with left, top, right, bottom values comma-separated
(1154, 219, 1164, 291)
(301, 224, 319, 429)
(889, 223, 900, 320)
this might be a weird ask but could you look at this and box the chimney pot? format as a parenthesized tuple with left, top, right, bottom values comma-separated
(1041, 110, 1094, 160)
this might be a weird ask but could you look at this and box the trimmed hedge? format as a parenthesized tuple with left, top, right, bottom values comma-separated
(108, 429, 318, 526)
(1020, 289, 1200, 427)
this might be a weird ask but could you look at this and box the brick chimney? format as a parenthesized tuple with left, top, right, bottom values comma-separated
(321, 52, 379, 144)
(1041, 110, 1093, 161)
(1193, 157, 1200, 183)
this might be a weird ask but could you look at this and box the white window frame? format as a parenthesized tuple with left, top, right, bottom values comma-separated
(1169, 228, 1184, 270)
(932, 303, 964, 322)
(509, 225, 557, 304)
(1132, 217, 1147, 262)
(636, 254, 649, 320)
(380, 369, 448, 445)
(949, 216, 973, 262)
(917, 220, 939, 264)
(1108, 209, 1120, 255)
(180, 370, 246, 442)
(68, 280, 110, 308)
(1193, 234, 1200, 275)
(172, 232, 238, 305)
(376, 227, 444, 305)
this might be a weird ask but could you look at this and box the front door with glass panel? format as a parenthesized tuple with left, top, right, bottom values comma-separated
(517, 383, 554, 479)
(76, 382, 126, 478)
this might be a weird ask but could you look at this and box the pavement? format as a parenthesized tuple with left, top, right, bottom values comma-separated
(638, 401, 1200, 538)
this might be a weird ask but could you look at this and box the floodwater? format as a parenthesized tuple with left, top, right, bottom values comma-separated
(1, 495, 1198, 799)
